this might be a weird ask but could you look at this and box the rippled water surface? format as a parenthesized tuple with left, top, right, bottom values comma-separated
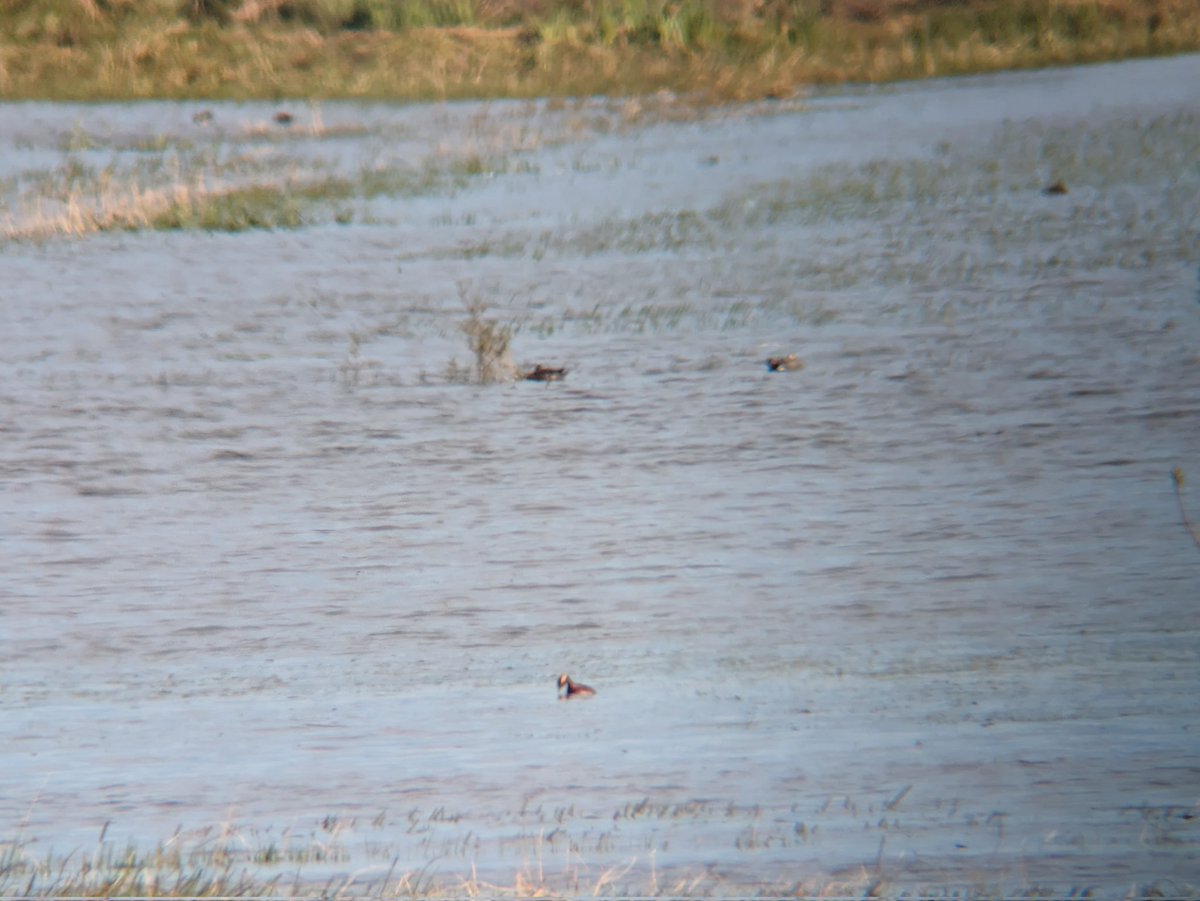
(2, 55, 1200, 895)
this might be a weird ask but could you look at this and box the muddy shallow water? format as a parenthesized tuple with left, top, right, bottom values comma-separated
(2, 55, 1200, 895)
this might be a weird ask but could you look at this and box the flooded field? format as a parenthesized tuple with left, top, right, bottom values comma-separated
(2, 54, 1200, 896)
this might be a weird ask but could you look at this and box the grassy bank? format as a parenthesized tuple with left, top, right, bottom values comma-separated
(1, 0, 1198, 101)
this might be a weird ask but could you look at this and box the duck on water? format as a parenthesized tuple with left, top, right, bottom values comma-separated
(558, 673, 595, 699)
(766, 354, 803, 372)
(525, 365, 567, 382)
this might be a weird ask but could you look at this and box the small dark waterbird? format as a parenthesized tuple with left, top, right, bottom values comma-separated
(766, 354, 804, 372)
(524, 364, 567, 382)
(558, 673, 595, 699)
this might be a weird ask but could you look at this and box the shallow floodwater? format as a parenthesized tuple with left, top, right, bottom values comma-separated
(2, 55, 1200, 895)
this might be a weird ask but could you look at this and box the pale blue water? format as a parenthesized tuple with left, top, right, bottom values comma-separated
(2, 54, 1199, 895)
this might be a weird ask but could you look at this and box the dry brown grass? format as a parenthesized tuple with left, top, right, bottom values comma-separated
(0, 0, 1197, 100)
(458, 286, 518, 384)
(2, 180, 203, 242)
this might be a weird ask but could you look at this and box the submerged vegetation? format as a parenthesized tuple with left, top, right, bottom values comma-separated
(4, 814, 1196, 898)
(0, 104, 528, 241)
(4, 97, 1198, 296)
(0, 803, 869, 898)
(434, 108, 1200, 285)
(0, 0, 1198, 101)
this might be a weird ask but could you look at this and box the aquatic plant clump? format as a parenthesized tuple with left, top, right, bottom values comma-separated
(458, 286, 517, 384)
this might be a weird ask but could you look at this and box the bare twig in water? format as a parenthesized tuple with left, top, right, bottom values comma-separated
(1172, 468, 1200, 552)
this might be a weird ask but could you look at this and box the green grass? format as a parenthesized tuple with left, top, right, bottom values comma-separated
(150, 180, 331, 230)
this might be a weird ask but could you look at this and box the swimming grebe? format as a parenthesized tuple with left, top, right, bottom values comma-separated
(524, 365, 567, 382)
(557, 673, 595, 699)
(766, 354, 803, 372)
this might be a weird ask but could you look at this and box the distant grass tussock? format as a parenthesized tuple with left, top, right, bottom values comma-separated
(150, 171, 369, 229)
(2, 173, 351, 240)
(452, 286, 518, 384)
(0, 0, 1197, 100)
